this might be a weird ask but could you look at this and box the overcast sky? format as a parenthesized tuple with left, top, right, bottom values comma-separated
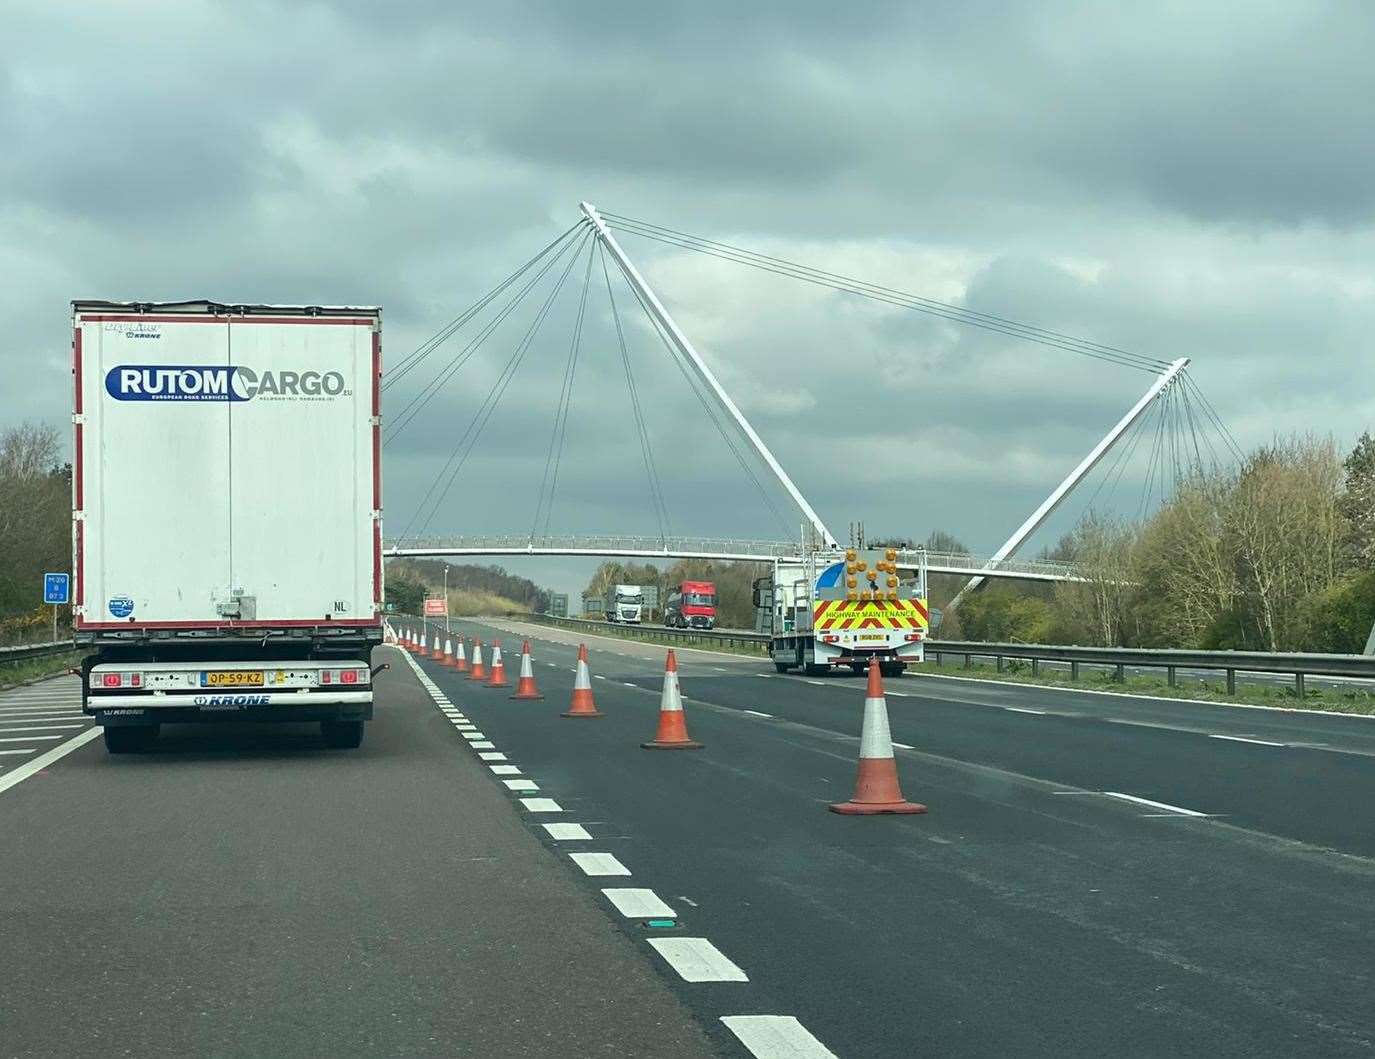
(4, 1, 1373, 599)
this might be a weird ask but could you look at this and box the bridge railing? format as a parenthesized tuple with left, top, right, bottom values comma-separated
(513, 616, 1375, 694)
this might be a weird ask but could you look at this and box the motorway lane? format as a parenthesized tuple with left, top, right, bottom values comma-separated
(467, 619, 1375, 857)
(0, 675, 96, 788)
(0, 651, 717, 1059)
(406, 618, 1375, 1057)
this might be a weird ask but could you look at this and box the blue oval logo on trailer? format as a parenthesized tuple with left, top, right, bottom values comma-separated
(108, 596, 134, 618)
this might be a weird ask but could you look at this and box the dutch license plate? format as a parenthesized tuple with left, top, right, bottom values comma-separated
(202, 670, 265, 687)
(858, 634, 887, 641)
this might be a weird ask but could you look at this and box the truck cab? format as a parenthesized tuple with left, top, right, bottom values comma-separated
(665, 580, 717, 629)
(604, 584, 644, 624)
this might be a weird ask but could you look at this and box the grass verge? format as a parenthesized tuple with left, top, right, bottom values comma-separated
(0, 649, 82, 692)
(914, 655, 1375, 716)
(523, 614, 768, 658)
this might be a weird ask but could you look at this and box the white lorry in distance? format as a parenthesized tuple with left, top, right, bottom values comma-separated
(603, 584, 644, 624)
(72, 300, 384, 753)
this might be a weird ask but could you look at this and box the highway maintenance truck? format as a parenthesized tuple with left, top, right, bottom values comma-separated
(71, 301, 384, 753)
(753, 546, 929, 677)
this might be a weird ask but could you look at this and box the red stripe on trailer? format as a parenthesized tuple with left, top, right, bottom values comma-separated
(77, 315, 376, 326)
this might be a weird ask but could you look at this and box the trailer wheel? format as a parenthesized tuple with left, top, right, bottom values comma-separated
(321, 720, 364, 749)
(774, 661, 791, 673)
(103, 725, 158, 754)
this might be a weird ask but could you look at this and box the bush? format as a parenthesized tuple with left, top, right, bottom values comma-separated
(1300, 570, 1375, 653)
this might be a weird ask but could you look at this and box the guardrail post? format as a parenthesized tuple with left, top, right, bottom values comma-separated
(1167, 665, 1176, 688)
(1226, 669, 1236, 695)
(1295, 671, 1305, 698)
(1031, 658, 1040, 676)
(1070, 661, 1079, 681)
(996, 655, 1004, 673)
(1113, 663, 1125, 682)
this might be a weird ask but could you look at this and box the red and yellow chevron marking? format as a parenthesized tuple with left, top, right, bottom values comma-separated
(813, 598, 929, 631)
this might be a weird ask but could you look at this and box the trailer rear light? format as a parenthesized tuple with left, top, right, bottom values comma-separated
(98, 671, 143, 688)
(904, 633, 924, 642)
(822, 635, 840, 643)
(341, 669, 359, 684)
(320, 667, 368, 686)
(102, 673, 120, 687)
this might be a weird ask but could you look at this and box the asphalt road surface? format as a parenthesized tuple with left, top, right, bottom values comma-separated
(403, 617, 1375, 1057)
(6, 625, 1375, 1057)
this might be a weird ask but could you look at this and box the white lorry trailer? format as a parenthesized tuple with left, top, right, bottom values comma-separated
(72, 301, 384, 752)
(754, 546, 929, 677)
(603, 583, 644, 624)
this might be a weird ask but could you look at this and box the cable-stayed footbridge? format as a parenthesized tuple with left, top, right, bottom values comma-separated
(382, 202, 1240, 595)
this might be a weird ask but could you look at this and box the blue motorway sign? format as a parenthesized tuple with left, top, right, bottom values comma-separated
(43, 572, 70, 605)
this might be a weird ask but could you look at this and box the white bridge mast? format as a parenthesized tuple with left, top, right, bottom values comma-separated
(581, 201, 837, 549)
(949, 356, 1191, 609)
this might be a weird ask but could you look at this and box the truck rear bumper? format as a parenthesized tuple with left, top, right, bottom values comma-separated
(87, 691, 373, 725)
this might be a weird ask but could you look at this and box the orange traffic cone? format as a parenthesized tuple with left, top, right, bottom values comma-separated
(403, 630, 413, 652)
(454, 637, 469, 673)
(829, 659, 926, 815)
(431, 632, 445, 660)
(468, 640, 487, 681)
(486, 640, 510, 688)
(510, 641, 544, 700)
(562, 644, 602, 717)
(642, 650, 702, 750)
(420, 631, 429, 656)
(442, 638, 457, 667)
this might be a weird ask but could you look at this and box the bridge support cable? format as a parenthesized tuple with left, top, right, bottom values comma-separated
(948, 356, 1191, 610)
(386, 222, 590, 446)
(599, 242, 671, 544)
(601, 212, 1174, 375)
(397, 229, 595, 545)
(602, 233, 798, 540)
(531, 241, 597, 542)
(384, 220, 585, 393)
(581, 201, 837, 548)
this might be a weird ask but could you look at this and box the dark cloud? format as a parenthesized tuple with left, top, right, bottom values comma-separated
(2, 1, 1373, 597)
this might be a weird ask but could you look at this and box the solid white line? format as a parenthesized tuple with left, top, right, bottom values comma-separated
(503, 778, 539, 792)
(1104, 792, 1210, 817)
(1209, 734, 1286, 747)
(741, 710, 773, 718)
(489, 764, 521, 775)
(0, 735, 63, 743)
(721, 1016, 837, 1059)
(602, 888, 675, 918)
(1003, 706, 1046, 715)
(0, 748, 39, 755)
(478, 751, 507, 761)
(647, 937, 748, 982)
(0, 724, 84, 733)
(542, 822, 591, 840)
(0, 727, 102, 796)
(568, 852, 631, 877)
(520, 798, 562, 812)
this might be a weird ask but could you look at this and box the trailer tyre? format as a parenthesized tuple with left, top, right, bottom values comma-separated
(321, 720, 364, 749)
(774, 661, 791, 673)
(103, 725, 159, 754)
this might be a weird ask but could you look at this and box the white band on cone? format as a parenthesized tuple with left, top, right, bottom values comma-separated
(659, 669, 683, 713)
(574, 660, 592, 689)
(858, 696, 895, 760)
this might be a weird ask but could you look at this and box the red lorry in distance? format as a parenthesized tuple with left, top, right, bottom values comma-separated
(665, 580, 717, 630)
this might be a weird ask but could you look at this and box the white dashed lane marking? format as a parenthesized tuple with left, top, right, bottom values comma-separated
(521, 798, 563, 812)
(503, 778, 539, 792)
(1003, 706, 1046, 715)
(569, 852, 631, 877)
(478, 751, 507, 761)
(647, 937, 748, 982)
(741, 710, 773, 718)
(721, 1016, 838, 1058)
(542, 822, 591, 840)
(1210, 734, 1286, 747)
(1104, 792, 1212, 817)
(490, 764, 522, 775)
(602, 888, 675, 918)
(0, 735, 64, 743)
